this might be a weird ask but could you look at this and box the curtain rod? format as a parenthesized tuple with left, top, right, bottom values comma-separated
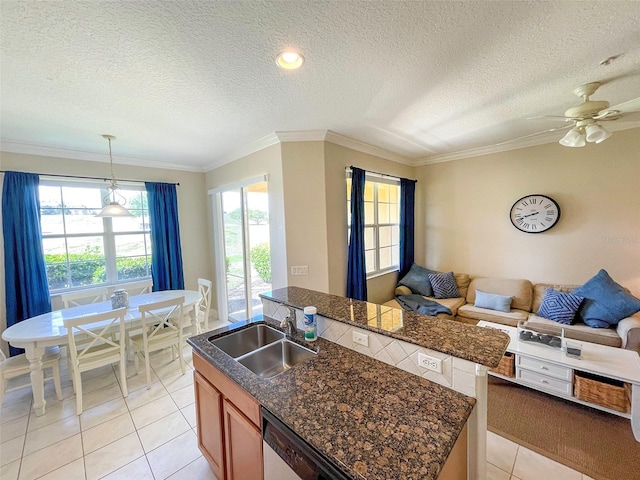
(345, 166, 416, 183)
(0, 170, 180, 186)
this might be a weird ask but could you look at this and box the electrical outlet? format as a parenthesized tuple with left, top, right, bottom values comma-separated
(291, 266, 309, 275)
(352, 331, 369, 347)
(418, 352, 443, 373)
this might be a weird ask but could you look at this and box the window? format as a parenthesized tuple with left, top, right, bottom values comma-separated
(347, 173, 400, 276)
(39, 180, 152, 292)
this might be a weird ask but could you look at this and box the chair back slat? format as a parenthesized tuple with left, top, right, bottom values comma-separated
(61, 287, 109, 309)
(196, 278, 212, 333)
(64, 308, 127, 365)
(138, 296, 186, 347)
(121, 280, 153, 296)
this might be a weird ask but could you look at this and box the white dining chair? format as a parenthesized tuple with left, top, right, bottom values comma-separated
(64, 307, 128, 415)
(119, 279, 153, 296)
(1, 346, 63, 406)
(61, 287, 109, 308)
(130, 296, 186, 388)
(195, 278, 212, 334)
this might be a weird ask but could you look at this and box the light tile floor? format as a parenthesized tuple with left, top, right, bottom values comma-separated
(1, 331, 593, 480)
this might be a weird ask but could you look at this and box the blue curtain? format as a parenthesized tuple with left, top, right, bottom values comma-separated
(145, 182, 185, 291)
(2, 172, 51, 356)
(346, 167, 367, 301)
(399, 177, 417, 278)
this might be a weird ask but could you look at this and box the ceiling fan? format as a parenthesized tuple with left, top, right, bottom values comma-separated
(509, 82, 640, 148)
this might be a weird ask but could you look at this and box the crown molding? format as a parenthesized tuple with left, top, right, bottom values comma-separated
(415, 132, 562, 165)
(0, 140, 205, 172)
(275, 130, 329, 142)
(203, 133, 281, 171)
(204, 130, 413, 172)
(324, 131, 412, 165)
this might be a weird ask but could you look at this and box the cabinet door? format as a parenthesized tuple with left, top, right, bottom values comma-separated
(194, 372, 225, 480)
(223, 398, 263, 480)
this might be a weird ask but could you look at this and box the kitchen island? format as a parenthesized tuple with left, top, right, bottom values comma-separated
(189, 317, 475, 480)
(260, 287, 509, 368)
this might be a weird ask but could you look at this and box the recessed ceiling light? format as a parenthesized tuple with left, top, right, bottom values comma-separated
(276, 51, 304, 70)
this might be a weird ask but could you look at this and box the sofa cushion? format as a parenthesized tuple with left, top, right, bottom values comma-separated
(537, 288, 584, 325)
(474, 290, 513, 313)
(429, 272, 460, 299)
(527, 314, 622, 348)
(425, 296, 466, 315)
(573, 269, 640, 328)
(454, 273, 471, 299)
(395, 285, 413, 296)
(466, 278, 533, 312)
(398, 264, 438, 297)
(457, 305, 529, 327)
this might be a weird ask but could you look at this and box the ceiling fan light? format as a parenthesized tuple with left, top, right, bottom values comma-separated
(585, 124, 611, 144)
(595, 128, 612, 144)
(559, 128, 584, 147)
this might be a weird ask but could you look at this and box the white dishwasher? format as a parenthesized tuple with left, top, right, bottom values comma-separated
(262, 407, 350, 480)
(263, 440, 301, 480)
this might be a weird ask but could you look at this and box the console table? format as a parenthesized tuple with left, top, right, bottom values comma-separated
(478, 320, 640, 442)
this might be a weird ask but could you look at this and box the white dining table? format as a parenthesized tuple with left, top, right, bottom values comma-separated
(2, 289, 201, 416)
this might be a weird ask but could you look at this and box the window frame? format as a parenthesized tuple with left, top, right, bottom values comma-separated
(39, 177, 152, 294)
(347, 172, 401, 279)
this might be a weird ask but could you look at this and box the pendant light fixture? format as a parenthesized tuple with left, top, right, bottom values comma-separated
(95, 135, 134, 217)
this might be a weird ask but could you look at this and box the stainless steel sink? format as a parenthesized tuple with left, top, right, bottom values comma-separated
(210, 324, 285, 358)
(237, 339, 316, 378)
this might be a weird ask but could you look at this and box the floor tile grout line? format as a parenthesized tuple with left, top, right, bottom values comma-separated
(510, 444, 519, 475)
(14, 396, 32, 480)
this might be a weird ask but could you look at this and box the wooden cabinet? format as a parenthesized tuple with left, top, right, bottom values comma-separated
(223, 399, 263, 480)
(194, 372, 224, 480)
(193, 351, 263, 480)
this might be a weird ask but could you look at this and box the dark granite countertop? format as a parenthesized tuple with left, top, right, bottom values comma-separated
(261, 286, 509, 368)
(188, 317, 476, 480)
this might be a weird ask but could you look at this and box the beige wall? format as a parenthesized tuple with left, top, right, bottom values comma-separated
(204, 144, 287, 312)
(417, 127, 640, 297)
(205, 141, 416, 306)
(281, 142, 330, 291)
(0, 152, 211, 350)
(324, 142, 416, 304)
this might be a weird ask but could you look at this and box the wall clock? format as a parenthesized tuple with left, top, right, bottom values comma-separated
(509, 194, 561, 233)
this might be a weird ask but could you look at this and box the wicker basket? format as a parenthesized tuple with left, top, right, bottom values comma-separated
(491, 352, 515, 378)
(574, 371, 631, 413)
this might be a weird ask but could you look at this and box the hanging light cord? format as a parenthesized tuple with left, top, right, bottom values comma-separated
(106, 136, 119, 201)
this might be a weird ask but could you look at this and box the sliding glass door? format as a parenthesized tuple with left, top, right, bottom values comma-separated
(213, 178, 271, 322)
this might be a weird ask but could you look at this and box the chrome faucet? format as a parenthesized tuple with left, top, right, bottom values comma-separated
(280, 306, 298, 337)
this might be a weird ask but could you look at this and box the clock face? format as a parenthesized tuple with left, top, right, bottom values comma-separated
(510, 194, 561, 233)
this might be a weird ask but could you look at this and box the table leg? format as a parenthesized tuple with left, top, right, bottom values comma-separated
(632, 383, 640, 442)
(25, 345, 47, 416)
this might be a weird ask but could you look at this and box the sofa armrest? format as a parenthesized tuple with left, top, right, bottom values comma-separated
(616, 313, 640, 353)
(395, 285, 412, 296)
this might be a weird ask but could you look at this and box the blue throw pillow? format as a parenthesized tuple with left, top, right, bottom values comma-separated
(572, 269, 640, 328)
(398, 264, 438, 297)
(537, 288, 584, 325)
(474, 290, 513, 313)
(428, 272, 460, 299)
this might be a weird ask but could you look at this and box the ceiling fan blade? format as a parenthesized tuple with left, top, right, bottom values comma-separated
(602, 111, 640, 122)
(494, 125, 573, 146)
(526, 115, 575, 122)
(603, 97, 640, 114)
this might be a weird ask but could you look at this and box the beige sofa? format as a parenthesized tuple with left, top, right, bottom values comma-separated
(383, 275, 640, 352)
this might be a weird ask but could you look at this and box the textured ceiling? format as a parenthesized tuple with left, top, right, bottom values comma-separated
(1, 1, 639, 171)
